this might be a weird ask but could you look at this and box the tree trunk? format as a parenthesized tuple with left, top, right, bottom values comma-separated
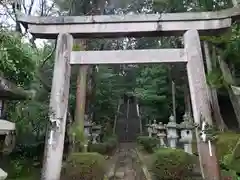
(218, 54, 240, 128)
(72, 0, 106, 153)
(203, 41, 227, 130)
(74, 52, 88, 152)
(184, 83, 191, 114)
(113, 99, 121, 134)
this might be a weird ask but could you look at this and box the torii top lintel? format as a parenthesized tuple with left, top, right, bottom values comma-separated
(17, 6, 240, 39)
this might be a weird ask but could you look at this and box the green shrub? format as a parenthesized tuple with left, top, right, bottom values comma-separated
(105, 136, 118, 154)
(216, 132, 240, 162)
(88, 136, 118, 155)
(88, 143, 108, 155)
(61, 152, 106, 180)
(137, 136, 158, 153)
(222, 153, 240, 174)
(150, 148, 196, 180)
(221, 169, 239, 180)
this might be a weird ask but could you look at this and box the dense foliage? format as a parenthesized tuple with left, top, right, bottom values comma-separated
(216, 132, 240, 176)
(150, 148, 197, 180)
(0, 30, 37, 87)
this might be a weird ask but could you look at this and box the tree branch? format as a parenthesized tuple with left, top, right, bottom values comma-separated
(45, 1, 55, 16)
(28, 0, 35, 15)
(22, 0, 27, 14)
(40, 40, 56, 68)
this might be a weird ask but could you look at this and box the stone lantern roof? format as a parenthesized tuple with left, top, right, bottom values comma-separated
(179, 113, 194, 129)
(166, 114, 178, 128)
(156, 122, 166, 130)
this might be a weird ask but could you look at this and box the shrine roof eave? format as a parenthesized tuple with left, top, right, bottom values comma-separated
(0, 90, 27, 100)
(0, 77, 29, 100)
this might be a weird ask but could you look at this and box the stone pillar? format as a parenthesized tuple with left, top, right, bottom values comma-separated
(166, 115, 178, 149)
(41, 33, 73, 180)
(184, 29, 221, 180)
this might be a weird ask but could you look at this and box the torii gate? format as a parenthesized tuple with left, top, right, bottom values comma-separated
(17, 4, 240, 180)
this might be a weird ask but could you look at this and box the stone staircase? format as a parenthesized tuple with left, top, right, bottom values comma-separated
(115, 98, 140, 143)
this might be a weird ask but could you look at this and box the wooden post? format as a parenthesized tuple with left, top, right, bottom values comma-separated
(41, 33, 73, 180)
(172, 81, 176, 122)
(184, 30, 221, 180)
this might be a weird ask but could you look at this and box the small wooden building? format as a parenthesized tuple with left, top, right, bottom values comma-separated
(0, 76, 28, 153)
(0, 76, 28, 179)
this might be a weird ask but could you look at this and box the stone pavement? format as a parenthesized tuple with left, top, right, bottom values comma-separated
(108, 143, 146, 180)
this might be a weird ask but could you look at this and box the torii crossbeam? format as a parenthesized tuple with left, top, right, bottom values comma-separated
(16, 5, 240, 39)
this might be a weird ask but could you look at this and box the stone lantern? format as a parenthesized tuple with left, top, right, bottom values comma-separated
(166, 114, 178, 149)
(91, 125, 102, 144)
(84, 121, 93, 141)
(179, 113, 194, 154)
(145, 124, 152, 137)
(156, 122, 166, 147)
(151, 120, 158, 137)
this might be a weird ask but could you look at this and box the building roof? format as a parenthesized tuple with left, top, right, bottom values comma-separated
(0, 76, 29, 100)
(0, 119, 15, 134)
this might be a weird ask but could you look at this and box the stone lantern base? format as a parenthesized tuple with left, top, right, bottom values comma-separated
(167, 138, 178, 149)
(0, 168, 7, 180)
(180, 139, 192, 154)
